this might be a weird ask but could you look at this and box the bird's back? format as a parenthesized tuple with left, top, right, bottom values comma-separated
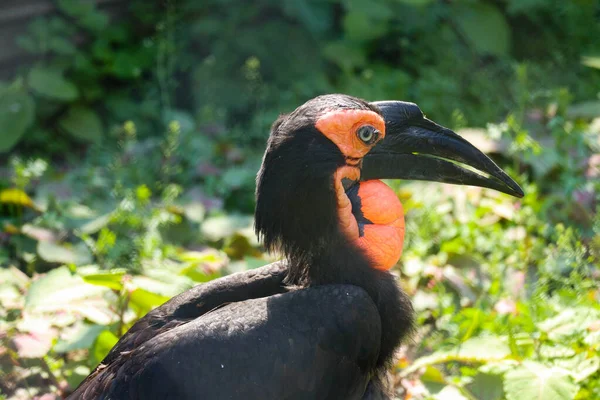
(69, 263, 384, 400)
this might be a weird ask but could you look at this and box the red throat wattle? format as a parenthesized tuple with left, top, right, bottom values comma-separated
(334, 167, 405, 270)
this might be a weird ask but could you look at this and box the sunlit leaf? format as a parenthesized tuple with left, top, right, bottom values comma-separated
(91, 330, 119, 365)
(13, 331, 55, 358)
(81, 269, 127, 291)
(401, 336, 511, 376)
(25, 266, 116, 325)
(538, 308, 600, 341)
(132, 269, 193, 297)
(79, 213, 112, 234)
(21, 224, 57, 242)
(434, 386, 468, 400)
(567, 101, 600, 119)
(504, 361, 579, 400)
(0, 188, 36, 209)
(129, 288, 170, 314)
(468, 372, 504, 400)
(54, 323, 105, 353)
(37, 241, 92, 265)
(582, 56, 600, 70)
(552, 354, 600, 383)
(201, 214, 253, 242)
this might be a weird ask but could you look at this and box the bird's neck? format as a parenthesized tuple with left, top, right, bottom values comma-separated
(284, 218, 413, 369)
(282, 168, 412, 367)
(333, 166, 405, 271)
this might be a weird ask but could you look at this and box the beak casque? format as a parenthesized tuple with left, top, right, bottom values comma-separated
(362, 101, 524, 198)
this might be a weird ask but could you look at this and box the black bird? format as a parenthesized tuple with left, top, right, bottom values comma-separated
(70, 95, 523, 400)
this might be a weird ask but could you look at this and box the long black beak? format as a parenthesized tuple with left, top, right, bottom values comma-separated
(363, 101, 524, 197)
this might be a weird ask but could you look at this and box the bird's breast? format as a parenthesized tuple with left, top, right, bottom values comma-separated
(334, 166, 405, 270)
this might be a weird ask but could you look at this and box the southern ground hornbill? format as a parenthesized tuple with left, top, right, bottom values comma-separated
(70, 94, 523, 399)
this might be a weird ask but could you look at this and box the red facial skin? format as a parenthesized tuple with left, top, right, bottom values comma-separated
(318, 110, 405, 271)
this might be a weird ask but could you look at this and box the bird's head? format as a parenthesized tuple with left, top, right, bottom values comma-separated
(255, 94, 522, 276)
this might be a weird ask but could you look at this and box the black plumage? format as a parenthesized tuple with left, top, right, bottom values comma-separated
(69, 94, 522, 400)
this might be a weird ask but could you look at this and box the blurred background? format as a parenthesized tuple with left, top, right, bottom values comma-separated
(0, 0, 599, 399)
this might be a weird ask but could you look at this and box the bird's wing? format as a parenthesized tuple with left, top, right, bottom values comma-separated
(79, 262, 288, 381)
(69, 284, 382, 400)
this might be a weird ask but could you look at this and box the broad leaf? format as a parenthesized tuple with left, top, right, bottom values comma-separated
(58, 106, 104, 143)
(567, 101, 600, 119)
(37, 241, 92, 266)
(402, 336, 511, 376)
(13, 331, 55, 358)
(81, 269, 127, 291)
(0, 90, 35, 152)
(504, 361, 579, 400)
(0, 188, 36, 209)
(582, 56, 600, 69)
(451, 3, 511, 56)
(25, 266, 116, 325)
(28, 66, 79, 101)
(468, 372, 504, 400)
(91, 330, 119, 365)
(201, 214, 254, 242)
(54, 323, 105, 353)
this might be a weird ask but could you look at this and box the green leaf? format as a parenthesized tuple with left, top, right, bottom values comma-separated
(201, 214, 254, 242)
(468, 372, 504, 400)
(420, 366, 447, 395)
(0, 90, 35, 152)
(57, 0, 109, 32)
(566, 101, 600, 119)
(130, 288, 170, 314)
(396, 0, 434, 5)
(178, 250, 226, 282)
(452, 3, 511, 56)
(50, 37, 77, 55)
(37, 241, 92, 265)
(28, 66, 79, 101)
(0, 188, 36, 208)
(553, 354, 600, 383)
(25, 266, 115, 325)
(91, 330, 118, 365)
(79, 212, 112, 234)
(132, 269, 193, 298)
(343, 12, 388, 42)
(81, 269, 126, 291)
(323, 41, 367, 71)
(58, 106, 104, 143)
(538, 308, 600, 341)
(582, 56, 600, 70)
(54, 323, 105, 353)
(181, 202, 205, 223)
(401, 336, 511, 376)
(504, 361, 579, 400)
(221, 167, 256, 190)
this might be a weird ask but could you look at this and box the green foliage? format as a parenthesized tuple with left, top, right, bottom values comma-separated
(3, 0, 600, 155)
(1, 0, 600, 398)
(0, 87, 35, 152)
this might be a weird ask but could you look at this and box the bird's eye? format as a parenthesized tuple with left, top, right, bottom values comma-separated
(357, 125, 378, 144)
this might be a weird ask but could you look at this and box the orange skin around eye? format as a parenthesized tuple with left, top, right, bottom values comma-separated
(322, 109, 403, 270)
(316, 110, 386, 159)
